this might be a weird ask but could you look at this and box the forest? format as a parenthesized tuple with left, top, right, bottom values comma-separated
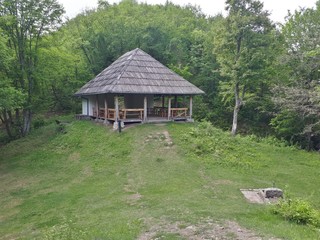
(1, 0, 320, 150)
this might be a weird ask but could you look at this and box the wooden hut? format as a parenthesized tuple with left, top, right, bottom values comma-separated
(74, 48, 204, 123)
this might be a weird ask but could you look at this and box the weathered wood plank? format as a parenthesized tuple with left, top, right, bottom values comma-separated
(168, 97, 171, 120)
(144, 96, 147, 122)
(189, 96, 193, 119)
(115, 96, 119, 121)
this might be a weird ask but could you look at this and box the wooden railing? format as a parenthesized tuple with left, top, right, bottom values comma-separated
(99, 108, 105, 118)
(170, 108, 188, 118)
(93, 107, 188, 120)
(107, 109, 116, 120)
(93, 107, 144, 120)
(122, 108, 144, 119)
(152, 107, 168, 117)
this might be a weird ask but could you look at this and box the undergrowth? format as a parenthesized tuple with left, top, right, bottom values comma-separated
(272, 196, 320, 228)
(178, 121, 293, 169)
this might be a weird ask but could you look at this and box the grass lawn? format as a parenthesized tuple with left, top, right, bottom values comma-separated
(0, 120, 320, 239)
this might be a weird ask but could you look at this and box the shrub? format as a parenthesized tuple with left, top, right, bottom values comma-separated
(272, 198, 320, 227)
(189, 120, 216, 137)
(56, 123, 67, 134)
(245, 134, 296, 149)
(33, 117, 46, 129)
(179, 121, 258, 169)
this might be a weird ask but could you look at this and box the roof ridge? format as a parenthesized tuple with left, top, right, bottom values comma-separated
(109, 48, 139, 93)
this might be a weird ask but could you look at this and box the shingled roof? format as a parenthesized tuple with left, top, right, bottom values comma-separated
(75, 48, 204, 96)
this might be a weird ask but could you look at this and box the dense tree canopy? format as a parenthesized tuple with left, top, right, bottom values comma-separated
(271, 1, 320, 149)
(0, 0, 64, 137)
(0, 0, 319, 150)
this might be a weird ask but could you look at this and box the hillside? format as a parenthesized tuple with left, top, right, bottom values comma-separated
(0, 120, 320, 239)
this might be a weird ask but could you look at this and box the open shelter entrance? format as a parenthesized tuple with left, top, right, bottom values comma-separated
(88, 94, 193, 123)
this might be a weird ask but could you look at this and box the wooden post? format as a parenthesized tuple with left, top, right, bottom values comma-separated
(96, 95, 99, 118)
(168, 96, 171, 120)
(104, 96, 108, 122)
(115, 95, 119, 121)
(162, 95, 165, 108)
(144, 96, 147, 122)
(174, 95, 178, 107)
(189, 95, 193, 119)
(161, 96, 165, 117)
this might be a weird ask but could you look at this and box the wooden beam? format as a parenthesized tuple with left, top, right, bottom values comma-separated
(162, 95, 165, 108)
(168, 96, 171, 120)
(104, 95, 108, 121)
(115, 95, 119, 121)
(189, 95, 193, 119)
(144, 96, 147, 122)
(96, 95, 99, 118)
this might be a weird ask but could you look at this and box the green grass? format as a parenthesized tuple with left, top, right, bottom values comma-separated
(0, 120, 320, 239)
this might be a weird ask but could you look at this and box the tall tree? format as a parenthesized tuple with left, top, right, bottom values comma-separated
(271, 1, 320, 149)
(213, 0, 275, 135)
(0, 29, 25, 139)
(0, 0, 64, 136)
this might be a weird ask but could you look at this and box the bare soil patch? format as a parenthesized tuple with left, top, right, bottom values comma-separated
(138, 218, 281, 240)
(127, 193, 142, 205)
(68, 152, 81, 162)
(144, 131, 174, 148)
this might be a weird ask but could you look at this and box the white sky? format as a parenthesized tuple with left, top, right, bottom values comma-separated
(57, 0, 317, 23)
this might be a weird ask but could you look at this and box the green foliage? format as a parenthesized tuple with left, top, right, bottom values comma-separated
(212, 0, 279, 135)
(0, 32, 23, 114)
(282, 2, 320, 84)
(55, 123, 67, 134)
(0, 0, 64, 136)
(0, 81, 26, 111)
(179, 121, 263, 169)
(33, 117, 46, 130)
(271, 2, 320, 150)
(168, 64, 193, 80)
(272, 197, 320, 227)
(0, 29, 12, 71)
(65, 0, 210, 74)
(244, 134, 291, 148)
(33, 40, 91, 112)
(270, 111, 304, 141)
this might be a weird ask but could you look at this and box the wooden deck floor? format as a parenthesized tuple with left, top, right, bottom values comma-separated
(76, 115, 190, 124)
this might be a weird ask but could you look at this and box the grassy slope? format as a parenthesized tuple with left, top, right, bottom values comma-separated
(0, 120, 319, 239)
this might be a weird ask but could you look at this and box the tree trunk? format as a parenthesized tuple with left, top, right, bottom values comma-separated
(231, 103, 240, 136)
(22, 109, 32, 136)
(231, 82, 242, 136)
(1, 110, 13, 139)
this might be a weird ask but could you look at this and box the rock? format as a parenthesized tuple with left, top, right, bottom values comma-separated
(263, 188, 283, 198)
(113, 121, 124, 130)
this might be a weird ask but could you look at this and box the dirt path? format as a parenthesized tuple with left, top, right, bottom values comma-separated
(139, 218, 280, 240)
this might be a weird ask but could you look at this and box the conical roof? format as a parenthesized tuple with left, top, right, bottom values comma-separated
(75, 48, 204, 96)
